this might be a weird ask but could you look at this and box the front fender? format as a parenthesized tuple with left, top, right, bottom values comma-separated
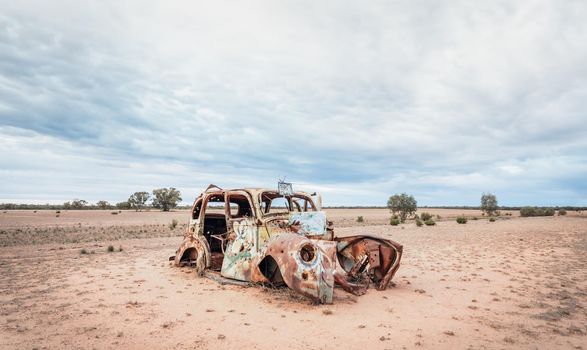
(253, 233, 336, 304)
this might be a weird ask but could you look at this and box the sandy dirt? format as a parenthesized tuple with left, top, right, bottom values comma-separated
(1, 210, 586, 349)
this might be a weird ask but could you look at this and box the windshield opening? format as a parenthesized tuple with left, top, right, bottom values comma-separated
(260, 192, 316, 215)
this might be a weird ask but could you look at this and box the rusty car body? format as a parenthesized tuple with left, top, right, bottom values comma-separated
(171, 184, 403, 303)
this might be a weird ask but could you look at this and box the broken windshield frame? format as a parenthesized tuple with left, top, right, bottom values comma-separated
(259, 191, 317, 216)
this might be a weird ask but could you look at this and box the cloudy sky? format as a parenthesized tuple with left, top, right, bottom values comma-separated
(1, 1, 586, 206)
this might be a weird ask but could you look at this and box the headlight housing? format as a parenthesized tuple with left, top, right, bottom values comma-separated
(299, 243, 317, 264)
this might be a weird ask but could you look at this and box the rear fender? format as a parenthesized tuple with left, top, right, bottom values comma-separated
(174, 235, 211, 274)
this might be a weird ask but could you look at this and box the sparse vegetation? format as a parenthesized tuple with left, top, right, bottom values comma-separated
(415, 219, 423, 227)
(128, 191, 150, 211)
(116, 201, 131, 210)
(424, 219, 436, 226)
(520, 207, 555, 217)
(152, 188, 182, 212)
(489, 217, 496, 222)
(390, 218, 400, 226)
(356, 216, 364, 223)
(169, 219, 179, 230)
(96, 201, 111, 210)
(456, 216, 467, 224)
(80, 248, 88, 254)
(558, 209, 567, 216)
(107, 245, 115, 252)
(387, 193, 417, 223)
(420, 212, 433, 221)
(481, 193, 498, 216)
(66, 199, 88, 210)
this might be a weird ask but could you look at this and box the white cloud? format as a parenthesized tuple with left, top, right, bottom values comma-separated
(0, 0, 586, 206)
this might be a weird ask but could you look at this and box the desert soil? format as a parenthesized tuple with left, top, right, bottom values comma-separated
(1, 209, 586, 349)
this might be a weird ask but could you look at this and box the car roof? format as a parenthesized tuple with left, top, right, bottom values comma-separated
(202, 184, 311, 197)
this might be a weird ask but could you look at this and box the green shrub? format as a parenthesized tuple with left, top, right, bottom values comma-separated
(390, 218, 401, 226)
(489, 217, 496, 222)
(558, 209, 567, 216)
(424, 219, 435, 226)
(456, 216, 467, 224)
(387, 193, 417, 222)
(356, 216, 364, 223)
(107, 245, 115, 252)
(420, 212, 433, 221)
(520, 207, 555, 217)
(481, 193, 499, 216)
(415, 219, 423, 227)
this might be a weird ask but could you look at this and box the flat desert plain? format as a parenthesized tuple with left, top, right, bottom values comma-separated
(1, 209, 586, 349)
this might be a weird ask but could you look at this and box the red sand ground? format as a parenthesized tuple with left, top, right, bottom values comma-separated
(1, 209, 586, 349)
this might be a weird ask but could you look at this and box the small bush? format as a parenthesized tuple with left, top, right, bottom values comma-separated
(111, 211, 119, 215)
(107, 245, 115, 252)
(56, 210, 61, 214)
(456, 216, 467, 224)
(558, 209, 567, 216)
(387, 193, 417, 222)
(55, 214, 60, 217)
(80, 248, 88, 254)
(415, 219, 423, 227)
(390, 218, 400, 226)
(356, 216, 364, 223)
(424, 219, 435, 226)
(420, 212, 433, 221)
(520, 207, 555, 217)
(169, 219, 179, 230)
(436, 215, 441, 219)
(118, 246, 124, 252)
(472, 217, 478, 220)
(489, 217, 496, 222)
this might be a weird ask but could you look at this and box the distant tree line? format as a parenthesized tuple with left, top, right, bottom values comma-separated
(384, 192, 581, 225)
(0, 187, 185, 212)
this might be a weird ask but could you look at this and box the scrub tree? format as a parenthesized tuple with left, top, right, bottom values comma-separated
(387, 193, 417, 222)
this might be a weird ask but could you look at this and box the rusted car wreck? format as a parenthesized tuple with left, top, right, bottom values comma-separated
(170, 184, 403, 304)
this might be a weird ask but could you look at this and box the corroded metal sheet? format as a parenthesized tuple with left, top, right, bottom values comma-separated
(288, 211, 327, 236)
